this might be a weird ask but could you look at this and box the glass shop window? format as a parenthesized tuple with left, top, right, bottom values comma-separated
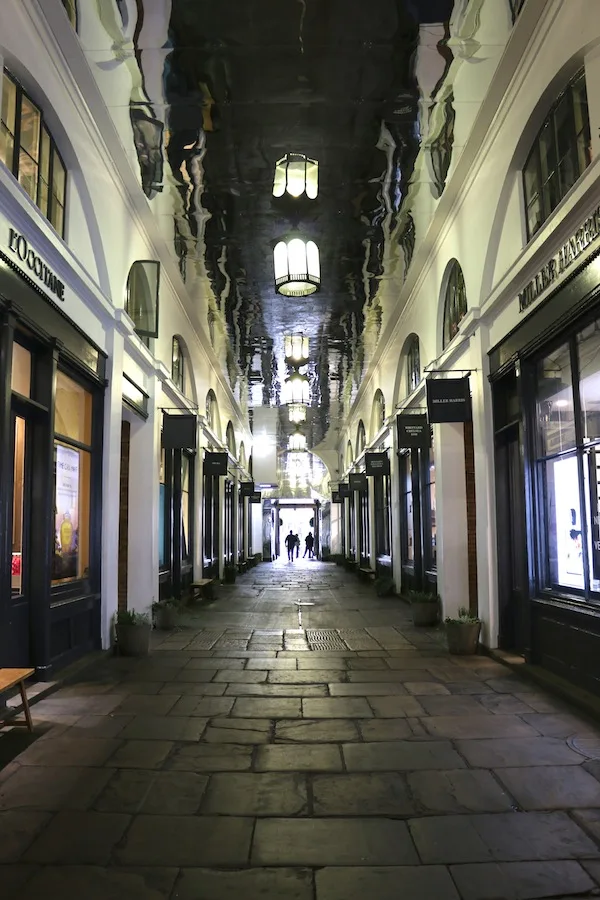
(1, 70, 67, 235)
(159, 447, 166, 569)
(401, 454, 414, 564)
(11, 342, 31, 397)
(52, 372, 92, 584)
(424, 446, 437, 570)
(182, 452, 192, 563)
(534, 320, 600, 599)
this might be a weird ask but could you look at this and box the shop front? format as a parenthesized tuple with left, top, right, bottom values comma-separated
(490, 219, 600, 692)
(0, 250, 105, 675)
(396, 413, 437, 592)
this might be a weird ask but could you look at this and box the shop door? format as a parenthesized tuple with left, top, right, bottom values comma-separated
(5, 411, 32, 665)
(496, 423, 527, 652)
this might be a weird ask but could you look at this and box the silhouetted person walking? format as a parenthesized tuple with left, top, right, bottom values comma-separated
(304, 531, 314, 558)
(285, 530, 295, 561)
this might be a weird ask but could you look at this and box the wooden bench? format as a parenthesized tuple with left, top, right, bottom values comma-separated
(0, 668, 35, 732)
(190, 579, 216, 602)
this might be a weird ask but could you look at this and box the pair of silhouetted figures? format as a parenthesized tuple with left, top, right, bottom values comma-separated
(284, 530, 314, 560)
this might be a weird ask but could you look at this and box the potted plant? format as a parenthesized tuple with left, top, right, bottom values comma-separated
(152, 598, 179, 631)
(223, 563, 237, 584)
(375, 575, 395, 597)
(115, 609, 152, 657)
(408, 590, 440, 626)
(445, 607, 482, 655)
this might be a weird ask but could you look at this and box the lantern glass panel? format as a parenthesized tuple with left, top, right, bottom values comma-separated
(288, 403, 307, 424)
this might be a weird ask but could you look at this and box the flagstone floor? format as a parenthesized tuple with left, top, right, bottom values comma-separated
(2, 559, 600, 898)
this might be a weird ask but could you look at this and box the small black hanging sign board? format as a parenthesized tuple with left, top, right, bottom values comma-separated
(204, 451, 228, 475)
(365, 452, 390, 475)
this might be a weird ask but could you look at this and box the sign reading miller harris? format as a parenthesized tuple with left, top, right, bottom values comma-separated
(519, 205, 600, 313)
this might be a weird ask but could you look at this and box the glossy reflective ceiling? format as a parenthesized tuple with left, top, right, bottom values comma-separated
(122, 0, 457, 441)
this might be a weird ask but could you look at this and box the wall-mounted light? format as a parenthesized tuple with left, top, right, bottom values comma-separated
(288, 403, 307, 424)
(284, 333, 309, 365)
(272, 153, 318, 200)
(284, 371, 310, 405)
(288, 430, 307, 452)
(274, 238, 320, 297)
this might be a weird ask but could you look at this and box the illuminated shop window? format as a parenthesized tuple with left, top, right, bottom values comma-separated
(0, 70, 66, 235)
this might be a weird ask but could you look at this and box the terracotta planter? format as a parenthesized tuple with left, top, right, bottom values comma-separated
(116, 622, 151, 657)
(446, 621, 481, 655)
(411, 602, 439, 627)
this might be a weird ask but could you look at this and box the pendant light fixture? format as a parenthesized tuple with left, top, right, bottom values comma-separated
(288, 429, 307, 452)
(284, 371, 310, 405)
(288, 403, 307, 424)
(274, 238, 320, 297)
(284, 333, 309, 365)
(272, 153, 318, 200)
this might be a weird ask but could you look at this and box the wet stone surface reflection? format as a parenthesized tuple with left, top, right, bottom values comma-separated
(2, 560, 600, 898)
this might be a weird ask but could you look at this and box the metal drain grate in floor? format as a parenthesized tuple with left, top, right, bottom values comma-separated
(306, 629, 347, 650)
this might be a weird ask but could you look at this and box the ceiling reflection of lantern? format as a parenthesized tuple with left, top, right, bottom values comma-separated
(288, 430, 307, 452)
(274, 238, 320, 297)
(288, 403, 307, 424)
(284, 372, 310, 405)
(272, 153, 318, 200)
(284, 333, 309, 365)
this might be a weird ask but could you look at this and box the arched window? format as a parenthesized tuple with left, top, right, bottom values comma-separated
(239, 441, 246, 469)
(509, 0, 526, 22)
(371, 391, 385, 436)
(206, 390, 218, 434)
(125, 260, 160, 338)
(523, 69, 591, 240)
(346, 441, 353, 469)
(406, 334, 421, 394)
(442, 261, 467, 349)
(61, 0, 78, 28)
(1, 69, 67, 234)
(171, 336, 185, 393)
(356, 420, 366, 457)
(226, 421, 236, 456)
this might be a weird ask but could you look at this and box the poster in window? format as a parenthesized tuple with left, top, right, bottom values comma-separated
(551, 455, 583, 589)
(54, 444, 80, 579)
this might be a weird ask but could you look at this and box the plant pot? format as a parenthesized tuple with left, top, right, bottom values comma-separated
(223, 567, 237, 584)
(116, 622, 151, 657)
(154, 606, 178, 631)
(446, 621, 481, 655)
(411, 601, 439, 626)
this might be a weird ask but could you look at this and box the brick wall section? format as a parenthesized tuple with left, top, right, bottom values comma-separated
(118, 420, 131, 613)
(463, 420, 478, 616)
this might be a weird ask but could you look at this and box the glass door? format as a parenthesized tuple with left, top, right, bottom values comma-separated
(7, 411, 32, 664)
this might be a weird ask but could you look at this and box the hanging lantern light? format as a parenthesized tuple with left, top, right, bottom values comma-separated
(284, 333, 309, 365)
(272, 153, 318, 200)
(284, 371, 310, 405)
(288, 430, 307, 452)
(274, 238, 320, 296)
(288, 403, 307, 424)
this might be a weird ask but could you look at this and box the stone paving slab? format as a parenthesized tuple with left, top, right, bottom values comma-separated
(4, 562, 600, 900)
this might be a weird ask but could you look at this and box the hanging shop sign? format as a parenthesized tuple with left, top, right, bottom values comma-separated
(365, 452, 390, 475)
(349, 472, 368, 492)
(396, 413, 431, 448)
(7, 227, 65, 301)
(240, 480, 255, 497)
(162, 413, 197, 449)
(203, 451, 228, 474)
(518, 204, 600, 313)
(249, 491, 262, 503)
(397, 413, 431, 447)
(331, 491, 341, 503)
(426, 376, 472, 423)
(339, 482, 351, 498)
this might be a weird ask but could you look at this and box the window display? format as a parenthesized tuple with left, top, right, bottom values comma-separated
(12, 416, 25, 593)
(52, 372, 92, 584)
(535, 319, 600, 599)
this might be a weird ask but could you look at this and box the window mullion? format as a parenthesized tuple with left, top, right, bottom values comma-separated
(47, 133, 55, 225)
(12, 85, 22, 179)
